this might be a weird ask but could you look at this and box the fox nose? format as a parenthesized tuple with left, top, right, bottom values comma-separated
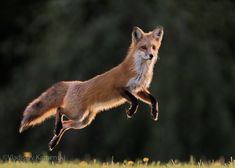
(149, 54, 153, 60)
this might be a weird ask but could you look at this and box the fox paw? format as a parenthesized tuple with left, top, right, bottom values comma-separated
(48, 135, 59, 151)
(126, 104, 138, 119)
(151, 111, 159, 121)
(151, 103, 159, 121)
(126, 110, 134, 118)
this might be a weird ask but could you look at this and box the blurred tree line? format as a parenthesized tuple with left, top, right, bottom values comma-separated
(0, 0, 235, 162)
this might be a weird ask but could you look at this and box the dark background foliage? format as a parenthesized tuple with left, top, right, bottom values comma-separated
(0, 0, 235, 162)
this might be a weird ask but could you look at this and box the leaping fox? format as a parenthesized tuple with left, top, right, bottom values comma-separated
(19, 26, 164, 151)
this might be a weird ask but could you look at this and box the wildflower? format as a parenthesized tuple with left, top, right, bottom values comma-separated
(127, 160, 134, 166)
(143, 157, 149, 163)
(23, 152, 32, 159)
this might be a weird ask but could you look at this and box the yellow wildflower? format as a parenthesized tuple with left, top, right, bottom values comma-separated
(143, 157, 149, 163)
(127, 160, 134, 166)
(23, 152, 32, 159)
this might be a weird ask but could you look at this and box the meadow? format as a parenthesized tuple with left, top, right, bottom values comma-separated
(1, 160, 235, 168)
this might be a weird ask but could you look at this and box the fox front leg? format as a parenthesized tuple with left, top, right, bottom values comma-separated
(136, 90, 159, 121)
(122, 90, 139, 118)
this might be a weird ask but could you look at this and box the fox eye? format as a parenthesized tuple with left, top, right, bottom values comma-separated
(152, 45, 156, 50)
(140, 45, 147, 50)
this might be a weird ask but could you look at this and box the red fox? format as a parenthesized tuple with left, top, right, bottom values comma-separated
(19, 26, 164, 151)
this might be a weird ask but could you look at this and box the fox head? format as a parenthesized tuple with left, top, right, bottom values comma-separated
(130, 26, 164, 61)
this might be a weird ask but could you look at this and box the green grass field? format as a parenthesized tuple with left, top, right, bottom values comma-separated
(1, 160, 235, 168)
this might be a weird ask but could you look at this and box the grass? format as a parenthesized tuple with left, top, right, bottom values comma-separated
(0, 160, 235, 168)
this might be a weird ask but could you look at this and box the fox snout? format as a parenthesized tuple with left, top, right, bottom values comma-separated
(140, 52, 155, 60)
(145, 52, 154, 60)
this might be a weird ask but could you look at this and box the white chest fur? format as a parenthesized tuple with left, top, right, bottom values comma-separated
(126, 56, 156, 92)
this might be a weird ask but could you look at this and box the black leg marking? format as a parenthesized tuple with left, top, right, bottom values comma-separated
(49, 107, 66, 151)
(49, 128, 67, 151)
(122, 90, 139, 118)
(54, 107, 63, 135)
(49, 134, 60, 151)
(136, 90, 159, 121)
(148, 94, 159, 121)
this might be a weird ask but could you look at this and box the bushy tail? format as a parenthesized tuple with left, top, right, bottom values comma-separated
(19, 82, 68, 133)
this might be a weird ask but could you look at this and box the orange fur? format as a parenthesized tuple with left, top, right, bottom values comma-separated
(19, 26, 164, 133)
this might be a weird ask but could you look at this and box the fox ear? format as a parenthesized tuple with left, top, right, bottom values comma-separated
(152, 26, 164, 41)
(132, 26, 144, 43)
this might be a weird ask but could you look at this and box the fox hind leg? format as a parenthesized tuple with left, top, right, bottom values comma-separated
(48, 110, 96, 151)
(54, 107, 63, 135)
(49, 128, 68, 151)
(49, 107, 68, 151)
(76, 111, 96, 129)
(63, 111, 96, 130)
